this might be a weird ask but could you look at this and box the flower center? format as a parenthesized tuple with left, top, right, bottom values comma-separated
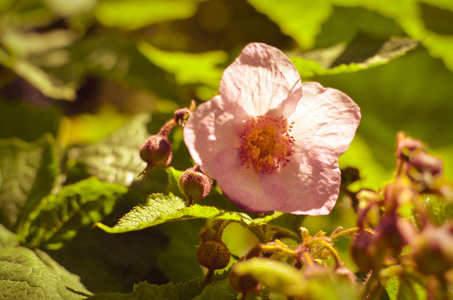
(239, 115, 295, 174)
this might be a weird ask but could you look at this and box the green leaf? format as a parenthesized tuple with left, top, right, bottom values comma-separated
(88, 280, 202, 300)
(157, 220, 204, 282)
(0, 100, 60, 142)
(383, 271, 427, 300)
(17, 177, 128, 249)
(247, 0, 333, 49)
(291, 35, 420, 78)
(138, 42, 227, 88)
(66, 113, 150, 186)
(0, 246, 91, 299)
(423, 195, 453, 226)
(0, 48, 77, 100)
(0, 134, 58, 230)
(95, 193, 283, 233)
(193, 278, 238, 300)
(94, 0, 199, 30)
(232, 257, 307, 297)
(0, 224, 19, 249)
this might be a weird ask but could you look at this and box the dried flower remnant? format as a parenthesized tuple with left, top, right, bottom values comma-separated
(183, 42, 361, 215)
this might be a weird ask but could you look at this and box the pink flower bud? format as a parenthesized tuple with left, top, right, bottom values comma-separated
(139, 135, 172, 167)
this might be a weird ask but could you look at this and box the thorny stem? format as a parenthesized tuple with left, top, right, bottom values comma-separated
(359, 270, 382, 300)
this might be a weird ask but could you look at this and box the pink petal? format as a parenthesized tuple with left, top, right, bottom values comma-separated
(289, 82, 361, 157)
(220, 43, 302, 117)
(183, 95, 247, 176)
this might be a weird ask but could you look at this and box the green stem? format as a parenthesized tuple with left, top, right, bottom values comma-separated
(306, 239, 342, 268)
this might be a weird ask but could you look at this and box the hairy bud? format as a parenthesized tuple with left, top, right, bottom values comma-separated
(197, 240, 230, 270)
(178, 165, 212, 204)
(139, 135, 172, 181)
(350, 231, 384, 271)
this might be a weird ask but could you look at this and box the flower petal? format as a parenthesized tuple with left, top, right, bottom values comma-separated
(289, 82, 361, 157)
(183, 95, 246, 176)
(220, 43, 302, 117)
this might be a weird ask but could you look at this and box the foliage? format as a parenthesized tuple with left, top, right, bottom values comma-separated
(1, 0, 453, 299)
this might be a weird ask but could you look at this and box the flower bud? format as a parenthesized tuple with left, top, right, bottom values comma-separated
(411, 223, 453, 276)
(350, 230, 385, 271)
(197, 240, 230, 270)
(174, 108, 191, 127)
(139, 135, 172, 167)
(178, 165, 212, 203)
(411, 151, 443, 177)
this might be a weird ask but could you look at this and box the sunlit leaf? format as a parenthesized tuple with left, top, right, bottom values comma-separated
(0, 247, 91, 299)
(95, 0, 199, 30)
(292, 36, 420, 78)
(0, 134, 58, 230)
(66, 113, 150, 186)
(383, 271, 426, 300)
(139, 42, 227, 87)
(87, 280, 202, 300)
(17, 177, 128, 249)
(232, 257, 307, 297)
(247, 0, 332, 49)
(95, 193, 283, 233)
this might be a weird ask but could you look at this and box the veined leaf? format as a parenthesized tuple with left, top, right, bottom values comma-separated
(193, 278, 238, 300)
(423, 195, 453, 226)
(17, 177, 128, 250)
(0, 134, 58, 230)
(291, 36, 420, 78)
(95, 193, 283, 233)
(88, 280, 202, 300)
(66, 113, 150, 186)
(0, 247, 91, 299)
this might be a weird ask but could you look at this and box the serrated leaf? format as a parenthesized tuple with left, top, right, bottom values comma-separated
(193, 278, 237, 300)
(384, 272, 426, 300)
(95, 0, 199, 30)
(95, 193, 283, 233)
(88, 280, 202, 300)
(0, 246, 91, 299)
(67, 113, 150, 186)
(0, 134, 58, 230)
(291, 36, 420, 77)
(17, 177, 128, 249)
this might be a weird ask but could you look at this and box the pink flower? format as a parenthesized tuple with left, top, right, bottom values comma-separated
(183, 43, 361, 215)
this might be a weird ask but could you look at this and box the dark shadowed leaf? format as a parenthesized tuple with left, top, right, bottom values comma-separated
(87, 280, 202, 300)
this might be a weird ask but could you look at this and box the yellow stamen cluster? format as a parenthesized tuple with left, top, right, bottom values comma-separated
(239, 115, 295, 174)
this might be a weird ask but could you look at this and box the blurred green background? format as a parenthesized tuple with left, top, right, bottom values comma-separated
(1, 0, 453, 293)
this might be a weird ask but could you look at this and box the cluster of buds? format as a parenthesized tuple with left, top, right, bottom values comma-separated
(138, 102, 194, 181)
(228, 226, 357, 297)
(349, 133, 453, 299)
(196, 220, 231, 285)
